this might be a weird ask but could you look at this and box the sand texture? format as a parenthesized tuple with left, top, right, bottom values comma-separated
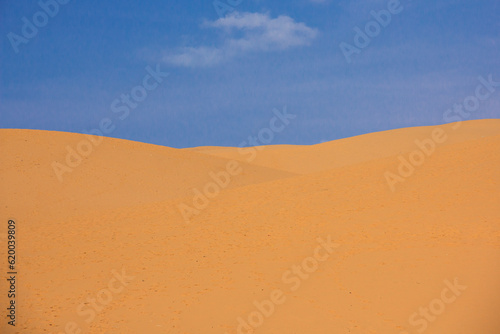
(1, 119, 499, 333)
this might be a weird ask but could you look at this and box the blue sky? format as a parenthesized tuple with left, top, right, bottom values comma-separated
(1, 0, 499, 148)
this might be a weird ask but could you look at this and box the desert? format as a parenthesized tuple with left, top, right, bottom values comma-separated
(1, 119, 499, 333)
(2, 1, 500, 333)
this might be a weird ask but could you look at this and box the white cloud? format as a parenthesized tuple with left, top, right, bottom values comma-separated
(164, 12, 318, 67)
(165, 46, 225, 67)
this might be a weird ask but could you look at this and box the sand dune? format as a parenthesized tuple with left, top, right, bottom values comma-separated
(0, 129, 295, 220)
(189, 119, 500, 174)
(0, 120, 499, 333)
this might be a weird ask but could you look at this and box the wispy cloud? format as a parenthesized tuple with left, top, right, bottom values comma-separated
(164, 12, 318, 67)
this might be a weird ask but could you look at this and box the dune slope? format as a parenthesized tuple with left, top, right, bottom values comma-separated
(0, 120, 499, 334)
(0, 129, 295, 220)
(189, 119, 500, 174)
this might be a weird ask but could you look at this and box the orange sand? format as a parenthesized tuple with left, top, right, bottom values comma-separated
(1, 119, 499, 333)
